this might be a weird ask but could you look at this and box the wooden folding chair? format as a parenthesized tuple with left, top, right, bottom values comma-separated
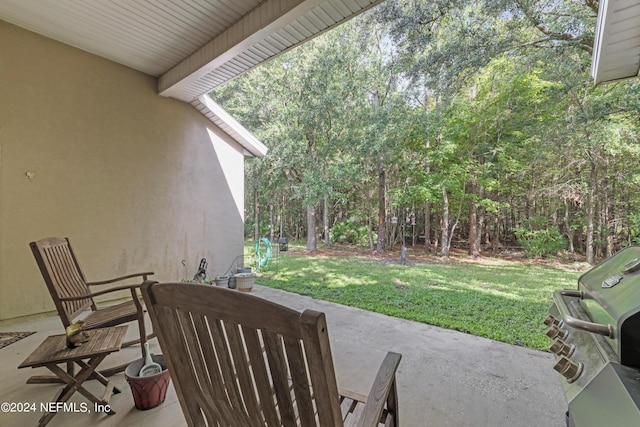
(29, 237, 154, 378)
(142, 281, 402, 427)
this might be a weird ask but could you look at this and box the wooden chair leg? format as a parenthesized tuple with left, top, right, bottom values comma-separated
(386, 378, 399, 427)
(100, 332, 155, 377)
(121, 332, 156, 348)
(138, 314, 147, 358)
(99, 363, 128, 377)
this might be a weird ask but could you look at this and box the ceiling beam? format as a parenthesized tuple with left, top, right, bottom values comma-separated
(158, 0, 324, 99)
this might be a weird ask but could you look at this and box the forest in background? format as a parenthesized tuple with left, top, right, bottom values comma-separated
(211, 0, 640, 264)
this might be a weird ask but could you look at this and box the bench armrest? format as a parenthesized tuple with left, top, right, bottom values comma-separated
(357, 351, 402, 427)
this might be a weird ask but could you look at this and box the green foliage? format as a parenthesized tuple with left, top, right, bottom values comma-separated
(216, 0, 640, 260)
(627, 212, 640, 246)
(515, 217, 567, 258)
(329, 218, 372, 246)
(244, 218, 271, 238)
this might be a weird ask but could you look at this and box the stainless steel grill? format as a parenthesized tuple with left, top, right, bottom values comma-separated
(547, 246, 640, 427)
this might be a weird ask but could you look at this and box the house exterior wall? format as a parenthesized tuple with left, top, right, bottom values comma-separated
(0, 21, 246, 323)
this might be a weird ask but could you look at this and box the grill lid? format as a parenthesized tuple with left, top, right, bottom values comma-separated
(578, 246, 640, 366)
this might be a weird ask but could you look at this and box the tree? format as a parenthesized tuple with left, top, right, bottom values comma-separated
(211, 0, 640, 263)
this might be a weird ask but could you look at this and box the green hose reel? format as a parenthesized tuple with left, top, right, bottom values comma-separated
(255, 238, 272, 271)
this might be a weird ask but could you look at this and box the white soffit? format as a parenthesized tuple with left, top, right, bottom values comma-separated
(193, 95, 268, 158)
(0, 0, 385, 101)
(591, 0, 640, 84)
(0, 0, 255, 78)
(160, 0, 385, 101)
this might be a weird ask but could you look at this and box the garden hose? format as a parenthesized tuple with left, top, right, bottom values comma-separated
(255, 238, 272, 271)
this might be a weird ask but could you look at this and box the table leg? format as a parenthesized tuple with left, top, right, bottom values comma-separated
(37, 355, 116, 426)
(74, 359, 121, 394)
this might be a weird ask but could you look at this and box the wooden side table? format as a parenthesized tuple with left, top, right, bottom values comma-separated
(18, 326, 128, 427)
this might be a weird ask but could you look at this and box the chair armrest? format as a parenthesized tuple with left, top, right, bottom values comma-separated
(86, 271, 154, 286)
(357, 351, 402, 427)
(59, 283, 143, 301)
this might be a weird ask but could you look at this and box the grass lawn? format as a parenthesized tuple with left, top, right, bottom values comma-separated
(252, 243, 586, 351)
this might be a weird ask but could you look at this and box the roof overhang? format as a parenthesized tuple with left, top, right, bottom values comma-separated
(591, 0, 640, 84)
(0, 0, 385, 157)
(193, 95, 269, 158)
(161, 0, 385, 101)
(0, 0, 385, 101)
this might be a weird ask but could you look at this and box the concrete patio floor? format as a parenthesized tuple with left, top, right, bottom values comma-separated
(0, 285, 566, 426)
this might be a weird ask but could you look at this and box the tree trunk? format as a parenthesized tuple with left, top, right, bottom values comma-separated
(604, 162, 613, 257)
(586, 158, 597, 264)
(269, 203, 274, 242)
(564, 199, 575, 254)
(478, 186, 485, 251)
(433, 211, 440, 255)
(448, 197, 461, 251)
(254, 187, 260, 241)
(376, 157, 386, 253)
(469, 178, 479, 257)
(478, 209, 485, 251)
(441, 186, 450, 258)
(323, 194, 330, 245)
(424, 201, 431, 253)
(492, 212, 500, 253)
(410, 204, 416, 246)
(368, 215, 374, 250)
(306, 203, 317, 251)
(510, 199, 517, 245)
(389, 212, 397, 250)
(424, 91, 432, 255)
(375, 89, 386, 254)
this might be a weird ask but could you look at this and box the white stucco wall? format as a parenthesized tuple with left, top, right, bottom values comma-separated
(0, 20, 246, 323)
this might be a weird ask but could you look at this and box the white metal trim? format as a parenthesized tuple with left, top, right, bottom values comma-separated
(192, 95, 268, 158)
